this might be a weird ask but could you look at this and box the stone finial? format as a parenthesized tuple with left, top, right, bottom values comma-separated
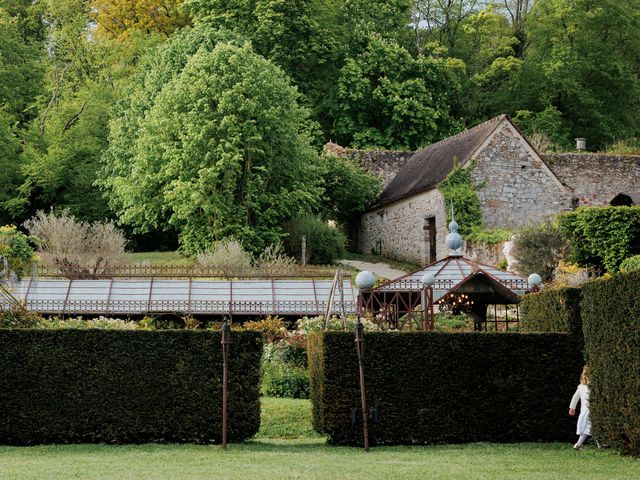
(445, 203, 464, 256)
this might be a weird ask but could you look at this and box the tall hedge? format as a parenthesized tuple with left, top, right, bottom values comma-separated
(581, 271, 640, 456)
(0, 330, 262, 445)
(520, 287, 583, 339)
(309, 331, 582, 446)
(559, 206, 640, 273)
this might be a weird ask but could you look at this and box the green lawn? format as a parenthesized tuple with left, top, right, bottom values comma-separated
(0, 398, 637, 480)
(127, 251, 193, 265)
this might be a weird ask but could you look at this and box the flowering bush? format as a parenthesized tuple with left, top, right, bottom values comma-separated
(296, 315, 378, 335)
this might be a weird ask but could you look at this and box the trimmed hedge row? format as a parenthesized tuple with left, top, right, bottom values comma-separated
(0, 330, 262, 445)
(309, 331, 582, 446)
(520, 287, 583, 339)
(581, 271, 640, 456)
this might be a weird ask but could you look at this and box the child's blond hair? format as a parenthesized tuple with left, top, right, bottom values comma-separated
(580, 366, 590, 385)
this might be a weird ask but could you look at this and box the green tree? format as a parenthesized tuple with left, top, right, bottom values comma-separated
(443, 6, 522, 123)
(90, 0, 190, 40)
(100, 25, 325, 253)
(0, 6, 46, 223)
(16, 1, 160, 222)
(0, 110, 21, 224)
(521, 0, 640, 149)
(332, 35, 457, 150)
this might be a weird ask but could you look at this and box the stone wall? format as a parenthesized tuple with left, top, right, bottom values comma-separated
(357, 189, 448, 265)
(471, 123, 572, 228)
(545, 153, 640, 205)
(343, 148, 414, 189)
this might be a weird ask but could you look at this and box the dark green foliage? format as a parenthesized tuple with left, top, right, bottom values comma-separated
(559, 207, 640, 274)
(520, 288, 583, 340)
(438, 164, 483, 236)
(0, 330, 262, 445)
(581, 271, 640, 456)
(308, 331, 582, 445)
(283, 216, 346, 264)
(320, 154, 382, 225)
(332, 35, 457, 150)
(513, 221, 567, 281)
(522, 0, 640, 149)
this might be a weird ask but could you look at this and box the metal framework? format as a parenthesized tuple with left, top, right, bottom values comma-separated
(358, 256, 528, 331)
(2, 277, 358, 318)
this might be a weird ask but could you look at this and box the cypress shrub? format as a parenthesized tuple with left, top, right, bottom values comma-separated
(520, 287, 583, 340)
(581, 271, 640, 456)
(0, 330, 262, 445)
(309, 331, 582, 446)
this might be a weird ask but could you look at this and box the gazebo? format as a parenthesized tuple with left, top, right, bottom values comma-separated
(356, 215, 536, 331)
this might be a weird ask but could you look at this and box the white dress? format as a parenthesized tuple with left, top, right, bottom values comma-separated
(570, 384, 591, 436)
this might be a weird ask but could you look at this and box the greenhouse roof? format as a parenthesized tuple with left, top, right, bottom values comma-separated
(2, 278, 358, 317)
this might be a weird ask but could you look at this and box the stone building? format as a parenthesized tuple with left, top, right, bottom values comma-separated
(352, 115, 582, 265)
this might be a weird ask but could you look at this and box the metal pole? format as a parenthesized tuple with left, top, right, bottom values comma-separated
(429, 287, 435, 330)
(221, 319, 231, 449)
(301, 235, 307, 266)
(354, 319, 370, 451)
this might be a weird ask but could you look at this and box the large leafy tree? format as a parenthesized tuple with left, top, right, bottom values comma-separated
(0, 5, 46, 222)
(100, 25, 325, 253)
(332, 35, 457, 150)
(90, 0, 190, 40)
(15, 0, 160, 222)
(521, 0, 640, 149)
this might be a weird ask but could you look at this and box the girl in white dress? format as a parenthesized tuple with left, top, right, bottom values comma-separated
(569, 366, 591, 450)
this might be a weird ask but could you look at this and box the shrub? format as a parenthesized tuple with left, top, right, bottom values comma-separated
(620, 255, 640, 273)
(255, 243, 296, 274)
(434, 313, 473, 332)
(581, 271, 640, 456)
(24, 210, 127, 279)
(520, 288, 583, 340)
(0, 330, 262, 444)
(283, 216, 346, 265)
(296, 315, 378, 335)
(308, 331, 582, 446)
(262, 363, 310, 399)
(558, 206, 640, 273)
(243, 316, 288, 343)
(196, 238, 252, 271)
(0, 225, 36, 279)
(513, 221, 567, 280)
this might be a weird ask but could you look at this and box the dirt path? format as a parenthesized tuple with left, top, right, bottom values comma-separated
(338, 259, 408, 281)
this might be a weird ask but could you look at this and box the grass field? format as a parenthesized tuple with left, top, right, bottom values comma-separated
(1, 398, 637, 480)
(127, 251, 193, 265)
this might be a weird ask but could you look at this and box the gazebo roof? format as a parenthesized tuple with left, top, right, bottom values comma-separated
(369, 255, 528, 303)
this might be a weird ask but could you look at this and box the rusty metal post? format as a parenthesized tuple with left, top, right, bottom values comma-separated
(429, 287, 435, 330)
(221, 319, 231, 449)
(354, 319, 370, 451)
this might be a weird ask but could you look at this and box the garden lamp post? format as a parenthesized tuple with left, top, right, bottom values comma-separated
(221, 319, 231, 449)
(421, 272, 436, 330)
(354, 317, 370, 451)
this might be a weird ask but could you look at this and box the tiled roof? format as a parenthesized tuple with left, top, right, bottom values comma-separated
(374, 115, 508, 207)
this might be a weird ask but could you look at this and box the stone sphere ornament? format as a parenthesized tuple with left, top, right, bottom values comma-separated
(528, 273, 542, 288)
(421, 272, 436, 287)
(355, 271, 377, 289)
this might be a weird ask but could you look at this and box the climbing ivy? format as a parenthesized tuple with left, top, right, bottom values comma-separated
(437, 164, 483, 236)
(558, 206, 640, 273)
